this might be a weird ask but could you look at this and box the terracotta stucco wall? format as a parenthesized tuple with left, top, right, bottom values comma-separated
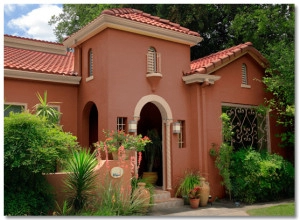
(73, 27, 199, 194)
(4, 78, 78, 136)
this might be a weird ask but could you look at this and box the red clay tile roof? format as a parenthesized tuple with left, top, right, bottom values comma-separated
(101, 8, 200, 37)
(186, 42, 269, 75)
(4, 38, 75, 76)
(4, 34, 60, 45)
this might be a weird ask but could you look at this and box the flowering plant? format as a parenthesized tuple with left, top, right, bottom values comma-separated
(94, 130, 151, 153)
(188, 186, 201, 199)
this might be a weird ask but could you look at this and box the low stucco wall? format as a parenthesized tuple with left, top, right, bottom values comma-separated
(45, 159, 132, 209)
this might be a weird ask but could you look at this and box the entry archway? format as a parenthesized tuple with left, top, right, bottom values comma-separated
(82, 101, 98, 151)
(133, 95, 173, 190)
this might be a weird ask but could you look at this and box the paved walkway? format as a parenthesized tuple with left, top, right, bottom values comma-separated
(148, 198, 295, 216)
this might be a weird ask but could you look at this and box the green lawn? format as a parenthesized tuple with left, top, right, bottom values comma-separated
(246, 202, 295, 216)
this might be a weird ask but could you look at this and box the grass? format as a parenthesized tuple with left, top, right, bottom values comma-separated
(246, 202, 295, 216)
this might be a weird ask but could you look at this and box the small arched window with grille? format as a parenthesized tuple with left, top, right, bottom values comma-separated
(88, 49, 93, 77)
(242, 63, 248, 85)
(147, 47, 161, 74)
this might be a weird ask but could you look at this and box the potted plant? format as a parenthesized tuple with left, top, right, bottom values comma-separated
(188, 186, 201, 208)
(142, 129, 162, 185)
(175, 170, 202, 205)
(94, 130, 151, 160)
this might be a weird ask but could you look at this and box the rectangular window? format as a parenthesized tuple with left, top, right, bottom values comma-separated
(50, 105, 61, 123)
(222, 104, 269, 151)
(4, 103, 27, 117)
(117, 117, 127, 132)
(178, 120, 185, 148)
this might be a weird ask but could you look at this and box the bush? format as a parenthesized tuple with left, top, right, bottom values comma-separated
(230, 148, 294, 204)
(4, 174, 55, 215)
(4, 111, 79, 215)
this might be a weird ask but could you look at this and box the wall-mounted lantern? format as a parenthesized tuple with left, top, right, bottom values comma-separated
(128, 120, 137, 133)
(173, 121, 181, 134)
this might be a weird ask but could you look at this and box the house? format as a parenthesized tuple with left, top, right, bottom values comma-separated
(4, 8, 286, 199)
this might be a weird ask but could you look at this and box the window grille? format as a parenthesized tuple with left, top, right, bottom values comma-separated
(222, 105, 268, 151)
(147, 47, 161, 73)
(117, 117, 127, 132)
(88, 49, 93, 77)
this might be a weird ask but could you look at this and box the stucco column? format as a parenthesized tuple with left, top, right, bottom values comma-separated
(133, 116, 140, 177)
(165, 119, 172, 190)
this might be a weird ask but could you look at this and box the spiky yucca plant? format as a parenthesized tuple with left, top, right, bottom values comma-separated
(64, 148, 98, 213)
(34, 90, 61, 124)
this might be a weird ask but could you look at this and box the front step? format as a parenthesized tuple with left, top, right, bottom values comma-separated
(150, 188, 184, 212)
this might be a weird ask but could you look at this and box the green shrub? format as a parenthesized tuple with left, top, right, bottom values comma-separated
(4, 111, 79, 215)
(215, 143, 233, 200)
(4, 174, 55, 216)
(231, 148, 294, 204)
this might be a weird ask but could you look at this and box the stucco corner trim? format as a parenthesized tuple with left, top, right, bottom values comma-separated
(182, 73, 221, 85)
(4, 69, 81, 85)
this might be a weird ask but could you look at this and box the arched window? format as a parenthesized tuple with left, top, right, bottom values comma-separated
(88, 49, 93, 77)
(147, 47, 161, 73)
(242, 63, 248, 85)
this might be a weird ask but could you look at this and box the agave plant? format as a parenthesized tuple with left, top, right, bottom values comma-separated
(34, 90, 61, 124)
(64, 148, 98, 213)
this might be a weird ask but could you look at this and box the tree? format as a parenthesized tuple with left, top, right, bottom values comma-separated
(48, 4, 117, 42)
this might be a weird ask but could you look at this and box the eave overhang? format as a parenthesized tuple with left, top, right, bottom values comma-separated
(64, 14, 202, 48)
(182, 73, 221, 85)
(4, 69, 81, 85)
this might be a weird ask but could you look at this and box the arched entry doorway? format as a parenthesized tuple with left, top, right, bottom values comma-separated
(133, 95, 173, 191)
(137, 102, 162, 186)
(82, 102, 98, 151)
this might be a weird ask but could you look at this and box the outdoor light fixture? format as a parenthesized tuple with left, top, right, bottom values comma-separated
(173, 122, 181, 134)
(128, 120, 137, 133)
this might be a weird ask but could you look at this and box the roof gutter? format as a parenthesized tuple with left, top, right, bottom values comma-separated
(4, 69, 81, 85)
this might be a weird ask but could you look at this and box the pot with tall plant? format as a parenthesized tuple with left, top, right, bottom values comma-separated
(175, 170, 202, 205)
(142, 129, 162, 186)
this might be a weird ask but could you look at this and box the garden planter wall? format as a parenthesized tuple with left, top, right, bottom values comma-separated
(45, 160, 132, 209)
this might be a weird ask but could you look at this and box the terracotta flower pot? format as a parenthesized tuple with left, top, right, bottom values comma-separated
(189, 198, 200, 209)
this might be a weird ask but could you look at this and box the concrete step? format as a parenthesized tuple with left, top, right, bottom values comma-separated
(151, 188, 184, 212)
